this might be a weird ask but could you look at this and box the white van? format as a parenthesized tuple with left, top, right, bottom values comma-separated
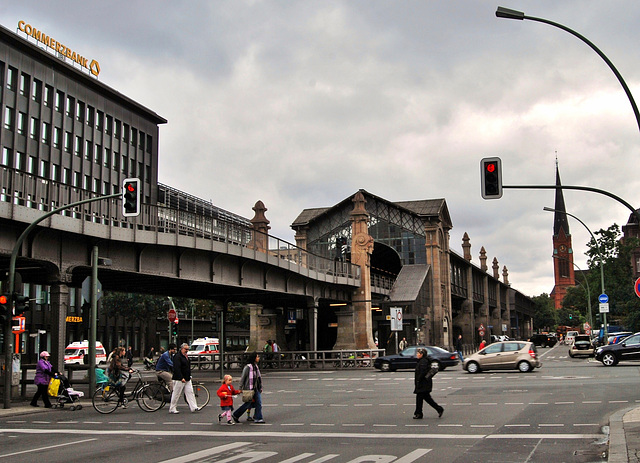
(565, 331, 579, 346)
(64, 341, 107, 365)
(188, 337, 220, 357)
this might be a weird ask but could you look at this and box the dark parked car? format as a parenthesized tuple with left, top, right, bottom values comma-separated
(374, 345, 459, 372)
(529, 333, 557, 348)
(595, 332, 640, 366)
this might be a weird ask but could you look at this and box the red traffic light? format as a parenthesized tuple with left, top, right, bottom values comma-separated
(126, 183, 136, 192)
(486, 163, 496, 173)
(0, 295, 7, 305)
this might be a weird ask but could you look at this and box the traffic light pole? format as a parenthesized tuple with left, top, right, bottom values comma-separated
(3, 192, 121, 409)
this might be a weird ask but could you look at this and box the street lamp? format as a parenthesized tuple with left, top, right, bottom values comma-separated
(496, 6, 640, 136)
(552, 255, 593, 332)
(543, 207, 607, 340)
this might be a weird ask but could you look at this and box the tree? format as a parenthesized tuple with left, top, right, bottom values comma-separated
(569, 224, 640, 331)
(531, 293, 555, 331)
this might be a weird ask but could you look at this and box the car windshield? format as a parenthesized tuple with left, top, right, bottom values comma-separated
(429, 346, 448, 354)
(65, 349, 79, 355)
(190, 344, 204, 352)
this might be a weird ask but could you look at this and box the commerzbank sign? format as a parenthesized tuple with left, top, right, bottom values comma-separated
(17, 20, 100, 77)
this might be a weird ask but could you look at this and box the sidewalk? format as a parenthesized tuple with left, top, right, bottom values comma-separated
(609, 406, 640, 462)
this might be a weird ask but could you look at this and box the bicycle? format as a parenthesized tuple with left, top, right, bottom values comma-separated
(92, 369, 156, 414)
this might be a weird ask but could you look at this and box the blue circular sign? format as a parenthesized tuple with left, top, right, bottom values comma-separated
(598, 294, 609, 304)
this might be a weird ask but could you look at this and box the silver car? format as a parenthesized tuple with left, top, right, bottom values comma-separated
(464, 341, 541, 373)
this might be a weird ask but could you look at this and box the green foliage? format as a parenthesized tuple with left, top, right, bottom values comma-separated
(562, 224, 640, 330)
(531, 293, 556, 330)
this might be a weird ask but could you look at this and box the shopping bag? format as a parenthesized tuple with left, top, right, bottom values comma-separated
(242, 390, 255, 403)
(48, 378, 60, 397)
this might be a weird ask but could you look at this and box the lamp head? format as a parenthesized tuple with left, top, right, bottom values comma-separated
(496, 6, 525, 20)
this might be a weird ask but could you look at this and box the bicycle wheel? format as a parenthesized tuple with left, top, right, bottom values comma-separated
(190, 383, 210, 409)
(92, 386, 120, 414)
(138, 383, 167, 412)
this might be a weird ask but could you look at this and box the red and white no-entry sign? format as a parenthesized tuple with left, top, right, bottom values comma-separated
(168, 308, 177, 322)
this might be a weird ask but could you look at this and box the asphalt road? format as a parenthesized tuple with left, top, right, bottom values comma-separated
(0, 344, 635, 462)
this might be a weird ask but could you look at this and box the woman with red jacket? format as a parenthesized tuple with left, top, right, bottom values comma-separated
(217, 374, 242, 425)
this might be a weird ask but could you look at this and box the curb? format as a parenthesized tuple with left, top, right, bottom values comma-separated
(609, 406, 636, 463)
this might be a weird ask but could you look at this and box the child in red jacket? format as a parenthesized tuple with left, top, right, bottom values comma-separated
(217, 374, 242, 425)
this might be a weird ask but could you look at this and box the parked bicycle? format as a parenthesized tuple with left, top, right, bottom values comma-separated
(92, 369, 157, 414)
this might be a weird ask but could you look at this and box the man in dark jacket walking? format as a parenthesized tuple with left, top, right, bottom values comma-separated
(168, 343, 200, 414)
(413, 347, 444, 419)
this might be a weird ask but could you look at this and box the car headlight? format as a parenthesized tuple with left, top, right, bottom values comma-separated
(595, 347, 603, 354)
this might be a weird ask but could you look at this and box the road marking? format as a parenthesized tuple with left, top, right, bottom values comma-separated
(555, 401, 574, 404)
(478, 402, 497, 405)
(505, 424, 530, 427)
(539, 424, 564, 427)
(0, 428, 601, 440)
(529, 402, 548, 405)
(609, 400, 629, 403)
(0, 437, 97, 458)
(582, 401, 601, 404)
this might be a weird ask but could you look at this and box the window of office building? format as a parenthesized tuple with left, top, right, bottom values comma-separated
(86, 106, 94, 127)
(30, 117, 39, 140)
(146, 134, 152, 153)
(51, 164, 60, 182)
(44, 85, 53, 107)
(39, 160, 49, 178)
(15, 152, 25, 170)
(123, 123, 129, 143)
(55, 90, 63, 112)
(6, 66, 17, 90)
(104, 148, 110, 168)
(53, 127, 61, 149)
(145, 165, 151, 183)
(74, 135, 81, 156)
(63, 168, 70, 184)
(131, 127, 137, 147)
(103, 181, 109, 195)
(73, 172, 80, 188)
(122, 155, 127, 174)
(42, 121, 51, 145)
(105, 115, 112, 135)
(4, 107, 15, 130)
(16, 111, 26, 134)
(32, 79, 42, 102)
(139, 131, 145, 151)
(112, 152, 119, 170)
(94, 144, 101, 164)
(19, 73, 28, 95)
(138, 162, 143, 181)
(66, 96, 74, 117)
(1, 147, 10, 166)
(114, 119, 121, 139)
(65, 132, 72, 153)
(130, 159, 136, 177)
(28, 156, 37, 174)
(85, 140, 92, 161)
(93, 178, 99, 193)
(96, 111, 103, 131)
(76, 101, 84, 122)
(83, 175, 90, 190)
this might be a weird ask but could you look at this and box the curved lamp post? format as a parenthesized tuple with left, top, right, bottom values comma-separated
(543, 207, 607, 340)
(496, 6, 640, 136)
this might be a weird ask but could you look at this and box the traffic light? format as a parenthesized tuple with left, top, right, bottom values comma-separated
(122, 178, 141, 217)
(569, 314, 573, 320)
(13, 293, 29, 316)
(171, 321, 178, 337)
(0, 294, 9, 324)
(480, 157, 503, 199)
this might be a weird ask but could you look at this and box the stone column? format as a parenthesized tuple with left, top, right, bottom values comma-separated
(49, 284, 69, 373)
(424, 221, 453, 347)
(350, 192, 376, 349)
(332, 309, 356, 350)
(249, 200, 270, 253)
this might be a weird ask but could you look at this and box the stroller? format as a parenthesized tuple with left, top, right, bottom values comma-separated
(143, 357, 156, 370)
(51, 374, 84, 410)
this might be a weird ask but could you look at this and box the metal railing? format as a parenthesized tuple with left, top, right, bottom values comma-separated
(0, 168, 361, 282)
(187, 349, 385, 371)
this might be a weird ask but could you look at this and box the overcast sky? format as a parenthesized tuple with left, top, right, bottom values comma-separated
(3, 1, 640, 298)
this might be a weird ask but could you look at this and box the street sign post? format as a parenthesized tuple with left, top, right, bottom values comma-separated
(390, 307, 402, 331)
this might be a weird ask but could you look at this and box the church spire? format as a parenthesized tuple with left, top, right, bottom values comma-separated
(553, 159, 570, 237)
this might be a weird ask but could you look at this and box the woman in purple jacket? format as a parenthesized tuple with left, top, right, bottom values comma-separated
(30, 351, 57, 408)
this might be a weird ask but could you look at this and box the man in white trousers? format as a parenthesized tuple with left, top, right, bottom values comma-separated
(169, 343, 200, 413)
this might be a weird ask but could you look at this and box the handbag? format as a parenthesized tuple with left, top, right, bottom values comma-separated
(48, 378, 60, 397)
(242, 390, 255, 403)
